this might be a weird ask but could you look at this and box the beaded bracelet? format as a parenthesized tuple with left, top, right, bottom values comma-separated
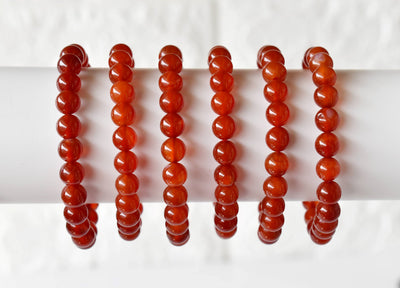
(108, 44, 143, 241)
(56, 44, 98, 249)
(158, 45, 190, 246)
(302, 47, 341, 245)
(256, 46, 289, 244)
(208, 46, 239, 239)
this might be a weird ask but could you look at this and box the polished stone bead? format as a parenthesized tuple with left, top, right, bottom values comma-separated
(309, 230, 331, 245)
(312, 66, 336, 87)
(214, 164, 237, 186)
(315, 132, 339, 157)
(60, 45, 85, 64)
(116, 210, 141, 227)
(316, 158, 340, 181)
(312, 226, 335, 239)
(263, 80, 288, 103)
(58, 54, 82, 75)
(265, 152, 289, 177)
(109, 63, 133, 83)
(258, 226, 281, 244)
(66, 219, 90, 238)
(114, 151, 137, 174)
(262, 62, 287, 82)
(263, 176, 288, 198)
(159, 71, 183, 92)
(159, 54, 182, 73)
(166, 220, 189, 236)
(214, 185, 239, 205)
(316, 181, 342, 204)
(212, 115, 235, 139)
(314, 86, 338, 108)
(58, 138, 82, 162)
(111, 103, 135, 126)
(214, 215, 237, 232)
(113, 126, 137, 151)
(70, 44, 89, 67)
(208, 46, 231, 64)
(259, 214, 284, 232)
(159, 45, 182, 60)
(215, 202, 239, 220)
(259, 196, 285, 217)
(60, 162, 84, 184)
(72, 227, 96, 249)
(257, 45, 280, 68)
(110, 44, 132, 57)
(57, 72, 81, 92)
(314, 217, 339, 233)
(160, 91, 184, 113)
(266, 127, 289, 152)
(164, 204, 189, 225)
(315, 108, 339, 132)
(161, 138, 186, 162)
(109, 50, 134, 68)
(209, 56, 233, 74)
(57, 114, 81, 139)
(316, 203, 341, 223)
(116, 194, 140, 214)
(61, 184, 87, 207)
(87, 205, 98, 224)
(303, 47, 329, 68)
(160, 113, 184, 138)
(213, 140, 236, 165)
(166, 230, 190, 246)
(162, 163, 187, 186)
(163, 185, 188, 207)
(110, 81, 135, 103)
(266, 102, 289, 126)
(115, 174, 139, 195)
(118, 219, 141, 235)
(56, 91, 81, 114)
(215, 226, 237, 239)
(210, 71, 234, 92)
(309, 53, 333, 72)
(64, 205, 88, 225)
(211, 92, 234, 115)
(259, 50, 285, 68)
(119, 229, 141, 241)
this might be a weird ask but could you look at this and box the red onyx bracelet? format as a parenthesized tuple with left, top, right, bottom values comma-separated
(256, 46, 289, 244)
(158, 45, 190, 246)
(56, 44, 98, 249)
(208, 46, 239, 239)
(109, 44, 143, 241)
(302, 47, 341, 245)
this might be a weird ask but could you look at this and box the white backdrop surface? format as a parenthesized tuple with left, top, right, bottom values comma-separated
(0, 0, 400, 287)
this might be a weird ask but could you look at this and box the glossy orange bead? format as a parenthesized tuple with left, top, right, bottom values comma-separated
(260, 197, 285, 217)
(208, 46, 231, 64)
(257, 45, 280, 68)
(60, 45, 85, 64)
(214, 185, 239, 205)
(315, 132, 339, 157)
(163, 185, 188, 207)
(110, 43, 132, 57)
(313, 66, 336, 87)
(258, 226, 281, 244)
(309, 53, 333, 72)
(159, 45, 182, 60)
(266, 127, 289, 152)
(166, 220, 189, 236)
(159, 54, 182, 73)
(161, 138, 186, 162)
(56, 91, 81, 114)
(160, 113, 184, 137)
(115, 173, 139, 196)
(265, 152, 289, 177)
(316, 203, 341, 223)
(167, 230, 190, 246)
(163, 163, 187, 186)
(64, 205, 88, 225)
(72, 228, 96, 249)
(108, 50, 134, 68)
(263, 80, 288, 103)
(312, 226, 335, 240)
(57, 72, 81, 92)
(215, 227, 237, 239)
(117, 220, 141, 235)
(316, 157, 340, 181)
(263, 176, 288, 198)
(260, 214, 284, 232)
(212, 115, 235, 139)
(119, 229, 141, 241)
(111, 103, 135, 126)
(114, 151, 137, 174)
(215, 202, 239, 220)
(304, 207, 316, 224)
(262, 62, 287, 82)
(109, 63, 133, 83)
(164, 204, 189, 225)
(314, 217, 338, 233)
(160, 91, 184, 113)
(316, 181, 341, 204)
(60, 162, 84, 184)
(214, 216, 237, 232)
(87, 205, 98, 224)
(57, 114, 81, 139)
(303, 47, 329, 68)
(209, 56, 233, 74)
(58, 54, 82, 75)
(116, 194, 140, 214)
(259, 50, 285, 68)
(61, 184, 87, 207)
(210, 71, 234, 92)
(159, 71, 183, 92)
(214, 164, 237, 186)
(315, 108, 339, 132)
(113, 126, 137, 151)
(116, 210, 141, 227)
(66, 219, 91, 238)
(110, 81, 135, 103)
(211, 92, 234, 115)
(213, 140, 236, 165)
(314, 86, 338, 108)
(309, 230, 331, 245)
(266, 102, 289, 126)
(58, 138, 82, 162)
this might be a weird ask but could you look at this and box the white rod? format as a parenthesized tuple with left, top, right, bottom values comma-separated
(0, 68, 397, 203)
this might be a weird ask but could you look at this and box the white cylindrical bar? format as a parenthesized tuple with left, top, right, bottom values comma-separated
(0, 68, 397, 203)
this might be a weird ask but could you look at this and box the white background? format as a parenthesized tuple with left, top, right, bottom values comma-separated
(0, 0, 400, 287)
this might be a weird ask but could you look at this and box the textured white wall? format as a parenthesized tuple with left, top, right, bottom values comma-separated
(0, 0, 400, 287)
